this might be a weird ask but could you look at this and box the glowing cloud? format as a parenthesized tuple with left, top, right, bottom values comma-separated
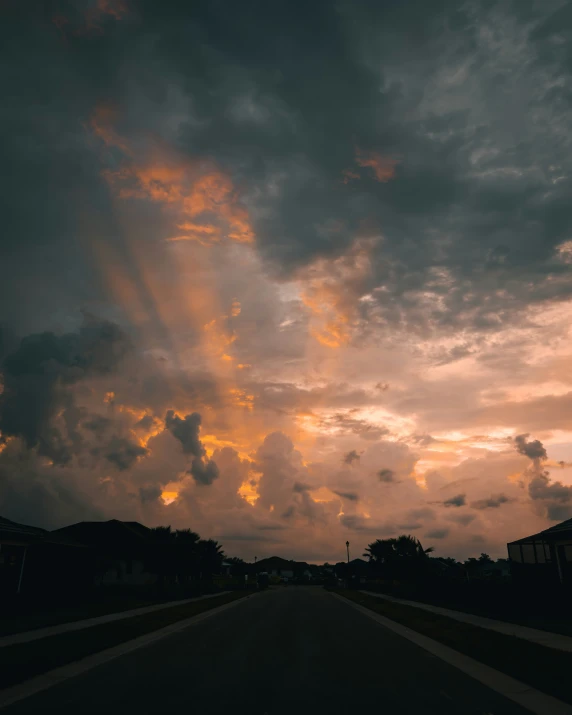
(344, 148, 400, 184)
(90, 107, 254, 246)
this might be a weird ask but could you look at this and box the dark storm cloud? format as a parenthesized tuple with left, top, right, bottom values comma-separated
(136, 414, 156, 430)
(3, 1, 572, 341)
(514, 434, 547, 461)
(0, 315, 132, 464)
(397, 521, 422, 531)
(165, 410, 204, 456)
(425, 528, 449, 539)
(447, 513, 476, 527)
(104, 436, 148, 471)
(407, 507, 435, 522)
(442, 494, 466, 508)
(0, 444, 105, 530)
(292, 481, 312, 493)
(332, 490, 359, 502)
(324, 413, 390, 441)
(471, 494, 512, 510)
(165, 410, 219, 485)
(2, 0, 572, 552)
(82, 414, 112, 435)
(377, 468, 396, 483)
(512, 433, 572, 521)
(343, 450, 361, 465)
(139, 485, 162, 504)
(528, 471, 572, 521)
(257, 524, 288, 532)
(340, 514, 395, 534)
(188, 456, 220, 486)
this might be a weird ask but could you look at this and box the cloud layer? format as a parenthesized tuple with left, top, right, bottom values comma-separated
(2, 0, 572, 561)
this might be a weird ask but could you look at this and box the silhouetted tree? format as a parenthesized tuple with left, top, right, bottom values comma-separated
(478, 553, 493, 563)
(364, 535, 433, 582)
(150, 525, 176, 589)
(438, 557, 458, 566)
(224, 556, 247, 578)
(197, 539, 225, 582)
(174, 528, 200, 585)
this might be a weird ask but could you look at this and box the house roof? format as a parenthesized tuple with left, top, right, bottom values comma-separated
(508, 517, 572, 545)
(51, 519, 154, 548)
(0, 516, 46, 541)
(542, 518, 572, 535)
(255, 556, 294, 568)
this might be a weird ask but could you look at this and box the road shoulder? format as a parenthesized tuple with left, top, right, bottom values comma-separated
(331, 590, 572, 715)
(0, 590, 255, 709)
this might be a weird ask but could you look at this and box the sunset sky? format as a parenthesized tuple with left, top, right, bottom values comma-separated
(2, 0, 572, 563)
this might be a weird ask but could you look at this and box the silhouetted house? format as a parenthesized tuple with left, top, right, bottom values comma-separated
(348, 558, 370, 584)
(51, 520, 158, 587)
(507, 518, 572, 587)
(0, 517, 46, 596)
(1, 517, 93, 599)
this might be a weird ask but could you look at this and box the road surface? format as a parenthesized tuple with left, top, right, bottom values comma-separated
(4, 587, 531, 714)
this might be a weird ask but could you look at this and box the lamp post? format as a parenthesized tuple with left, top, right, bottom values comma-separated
(346, 540, 350, 564)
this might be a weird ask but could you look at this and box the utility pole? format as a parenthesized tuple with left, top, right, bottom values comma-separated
(17, 547, 27, 595)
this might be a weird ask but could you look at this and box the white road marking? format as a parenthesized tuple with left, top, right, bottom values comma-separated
(0, 592, 263, 710)
(331, 592, 572, 715)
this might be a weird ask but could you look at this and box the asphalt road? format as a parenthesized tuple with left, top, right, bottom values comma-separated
(4, 587, 532, 715)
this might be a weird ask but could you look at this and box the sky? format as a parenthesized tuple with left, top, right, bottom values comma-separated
(2, 0, 572, 563)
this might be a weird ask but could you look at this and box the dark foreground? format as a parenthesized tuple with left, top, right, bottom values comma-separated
(3, 587, 531, 715)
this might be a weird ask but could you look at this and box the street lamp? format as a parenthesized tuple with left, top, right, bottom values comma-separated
(346, 540, 350, 564)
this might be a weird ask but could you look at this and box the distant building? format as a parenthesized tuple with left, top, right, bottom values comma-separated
(465, 559, 511, 581)
(507, 518, 572, 586)
(348, 558, 370, 584)
(255, 556, 310, 582)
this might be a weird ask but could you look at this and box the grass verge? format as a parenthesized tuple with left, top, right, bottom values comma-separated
(362, 586, 572, 638)
(0, 598, 159, 637)
(0, 590, 248, 691)
(334, 589, 572, 705)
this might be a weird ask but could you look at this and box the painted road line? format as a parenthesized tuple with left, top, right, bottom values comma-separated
(0, 592, 262, 711)
(331, 591, 572, 715)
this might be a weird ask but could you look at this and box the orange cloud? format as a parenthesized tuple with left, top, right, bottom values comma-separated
(87, 103, 271, 468)
(52, 0, 128, 38)
(343, 148, 400, 184)
(90, 105, 254, 246)
(355, 148, 400, 182)
(161, 490, 179, 505)
(299, 236, 376, 348)
(96, 0, 128, 21)
(229, 387, 254, 410)
(85, 0, 128, 31)
(238, 477, 259, 505)
(89, 105, 132, 156)
(342, 169, 360, 184)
